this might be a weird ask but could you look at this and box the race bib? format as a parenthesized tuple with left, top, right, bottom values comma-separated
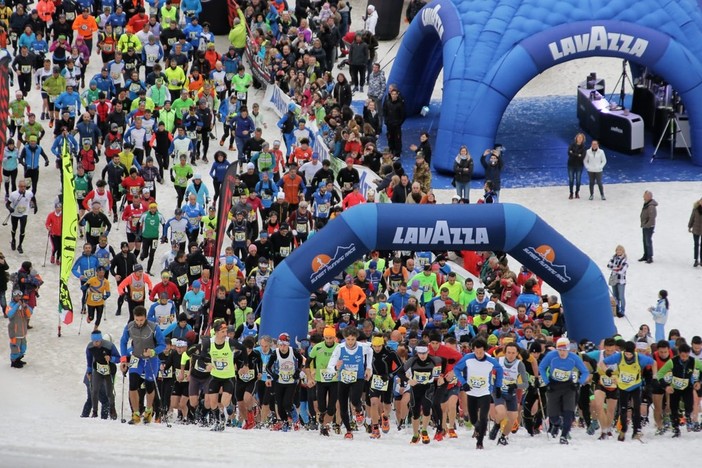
(145, 181, 154, 190)
(234, 232, 246, 242)
(129, 355, 140, 368)
(161, 367, 173, 379)
(296, 222, 307, 233)
(213, 359, 228, 371)
(320, 370, 336, 382)
(66, 12, 76, 20)
(469, 376, 487, 389)
(96, 362, 111, 375)
(21, 65, 32, 74)
(318, 204, 328, 213)
(176, 274, 188, 286)
(552, 368, 572, 382)
(90, 227, 102, 237)
(186, 131, 197, 140)
(17, 206, 26, 214)
(103, 43, 113, 52)
(601, 376, 615, 388)
(371, 375, 388, 391)
(147, 54, 157, 65)
(672, 376, 688, 390)
(177, 176, 186, 185)
(340, 368, 358, 384)
(279, 370, 294, 383)
(279, 247, 290, 257)
(91, 292, 103, 302)
(236, 92, 247, 100)
(131, 290, 144, 301)
(130, 187, 139, 196)
(189, 265, 201, 276)
(84, 268, 96, 279)
(239, 369, 255, 382)
(99, 257, 110, 267)
(76, 190, 86, 199)
(173, 231, 186, 242)
(619, 372, 636, 385)
(414, 371, 431, 384)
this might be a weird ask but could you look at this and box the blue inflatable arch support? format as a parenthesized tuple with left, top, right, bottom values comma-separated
(260, 204, 616, 344)
(387, 0, 702, 175)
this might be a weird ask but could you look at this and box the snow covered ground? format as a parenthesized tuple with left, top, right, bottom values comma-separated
(1, 1, 702, 466)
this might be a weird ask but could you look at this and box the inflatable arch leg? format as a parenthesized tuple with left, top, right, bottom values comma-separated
(260, 204, 615, 344)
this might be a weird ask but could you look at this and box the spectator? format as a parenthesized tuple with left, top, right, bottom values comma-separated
(453, 146, 473, 202)
(412, 152, 431, 193)
(383, 88, 405, 158)
(688, 197, 702, 267)
(639, 190, 657, 264)
(409, 131, 432, 166)
(363, 6, 378, 35)
(348, 33, 369, 92)
(648, 290, 669, 341)
(480, 147, 503, 201)
(606, 245, 628, 317)
(567, 132, 586, 199)
(584, 139, 606, 200)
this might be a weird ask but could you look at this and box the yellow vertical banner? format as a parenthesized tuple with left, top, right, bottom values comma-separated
(59, 140, 77, 318)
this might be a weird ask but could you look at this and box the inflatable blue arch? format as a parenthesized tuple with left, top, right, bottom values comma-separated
(387, 0, 702, 175)
(260, 204, 616, 344)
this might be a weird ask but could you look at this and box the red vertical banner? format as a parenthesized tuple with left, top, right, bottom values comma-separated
(0, 52, 11, 159)
(207, 162, 239, 328)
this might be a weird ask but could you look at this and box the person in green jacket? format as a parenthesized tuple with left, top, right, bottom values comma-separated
(408, 264, 439, 304)
(160, 1, 179, 28)
(227, 7, 247, 55)
(170, 154, 193, 206)
(158, 100, 177, 133)
(138, 202, 166, 274)
(171, 89, 194, 124)
(42, 66, 67, 127)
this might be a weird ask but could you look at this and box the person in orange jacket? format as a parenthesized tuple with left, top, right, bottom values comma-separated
(342, 184, 366, 210)
(45, 202, 63, 265)
(36, 0, 56, 25)
(337, 275, 366, 317)
(72, 8, 99, 52)
(117, 264, 153, 321)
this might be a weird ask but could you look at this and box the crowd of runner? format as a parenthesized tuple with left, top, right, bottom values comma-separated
(1, 0, 698, 450)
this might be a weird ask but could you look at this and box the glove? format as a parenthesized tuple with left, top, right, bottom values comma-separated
(103, 292, 111, 300)
(31, 203, 37, 215)
(461, 383, 471, 392)
(494, 387, 502, 398)
(81, 284, 88, 292)
(292, 229, 298, 236)
(605, 369, 614, 377)
(507, 383, 518, 393)
(44, 159, 49, 167)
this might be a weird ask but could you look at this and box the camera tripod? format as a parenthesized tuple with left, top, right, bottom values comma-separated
(651, 110, 692, 162)
(609, 60, 634, 108)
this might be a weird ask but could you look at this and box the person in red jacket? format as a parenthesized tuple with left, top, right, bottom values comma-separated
(121, 168, 146, 204)
(45, 202, 63, 265)
(342, 184, 366, 210)
(126, 8, 149, 33)
(149, 270, 181, 302)
(428, 332, 464, 440)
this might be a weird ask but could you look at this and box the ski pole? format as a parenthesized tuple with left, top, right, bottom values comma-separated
(42, 233, 50, 267)
(78, 312, 84, 335)
(536, 386, 549, 439)
(120, 371, 127, 423)
(1, 212, 10, 226)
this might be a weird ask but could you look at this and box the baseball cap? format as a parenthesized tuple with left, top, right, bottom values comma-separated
(278, 333, 290, 345)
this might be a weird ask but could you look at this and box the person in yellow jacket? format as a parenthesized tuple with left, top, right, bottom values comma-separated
(227, 6, 247, 54)
(160, 1, 179, 28)
(218, 256, 243, 292)
(82, 265, 111, 330)
(117, 30, 142, 53)
(164, 59, 187, 95)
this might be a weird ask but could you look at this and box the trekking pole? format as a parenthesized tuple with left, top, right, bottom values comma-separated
(536, 386, 550, 439)
(78, 312, 84, 335)
(42, 233, 50, 267)
(149, 358, 171, 428)
(622, 314, 636, 332)
(120, 371, 127, 423)
(1, 212, 10, 226)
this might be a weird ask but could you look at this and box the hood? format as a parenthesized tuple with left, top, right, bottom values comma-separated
(645, 199, 658, 207)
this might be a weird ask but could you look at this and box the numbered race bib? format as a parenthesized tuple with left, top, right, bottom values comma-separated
(17, 206, 26, 214)
(340, 368, 358, 384)
(296, 222, 307, 233)
(90, 227, 102, 237)
(239, 369, 255, 382)
(129, 355, 140, 368)
(176, 274, 188, 286)
(279, 246, 290, 257)
(91, 292, 103, 302)
(177, 177, 186, 185)
(214, 359, 228, 371)
(262, 192, 271, 201)
(414, 371, 431, 384)
(84, 268, 96, 279)
(103, 43, 113, 52)
(66, 11, 76, 20)
(145, 180, 154, 190)
(672, 376, 689, 390)
(318, 203, 328, 213)
(161, 367, 173, 379)
(147, 54, 157, 65)
(469, 376, 487, 389)
(131, 290, 144, 301)
(371, 375, 388, 391)
(279, 370, 294, 383)
(96, 362, 111, 375)
(320, 370, 336, 382)
(187, 131, 197, 140)
(173, 231, 186, 243)
(619, 372, 636, 385)
(76, 189, 86, 199)
(130, 187, 139, 196)
(21, 65, 32, 74)
(234, 232, 246, 242)
(236, 92, 247, 100)
(552, 368, 572, 382)
(189, 265, 201, 276)
(600, 376, 615, 388)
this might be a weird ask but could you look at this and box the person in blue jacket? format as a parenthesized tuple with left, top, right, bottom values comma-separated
(183, 16, 203, 50)
(163, 313, 194, 339)
(181, 193, 205, 243)
(18, 136, 50, 194)
(209, 150, 230, 206)
(72, 242, 100, 313)
(538, 337, 590, 445)
(453, 337, 504, 449)
(119, 305, 167, 425)
(180, 0, 202, 18)
(91, 68, 117, 98)
(277, 103, 297, 158)
(234, 107, 256, 169)
(54, 84, 82, 122)
(51, 127, 80, 162)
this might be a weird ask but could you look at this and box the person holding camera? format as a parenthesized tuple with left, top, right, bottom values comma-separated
(480, 147, 504, 201)
(584, 139, 607, 200)
(8, 289, 32, 368)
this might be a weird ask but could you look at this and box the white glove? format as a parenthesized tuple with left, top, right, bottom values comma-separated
(292, 229, 298, 236)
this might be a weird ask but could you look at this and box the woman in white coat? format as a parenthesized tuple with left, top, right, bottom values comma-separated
(584, 139, 607, 200)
